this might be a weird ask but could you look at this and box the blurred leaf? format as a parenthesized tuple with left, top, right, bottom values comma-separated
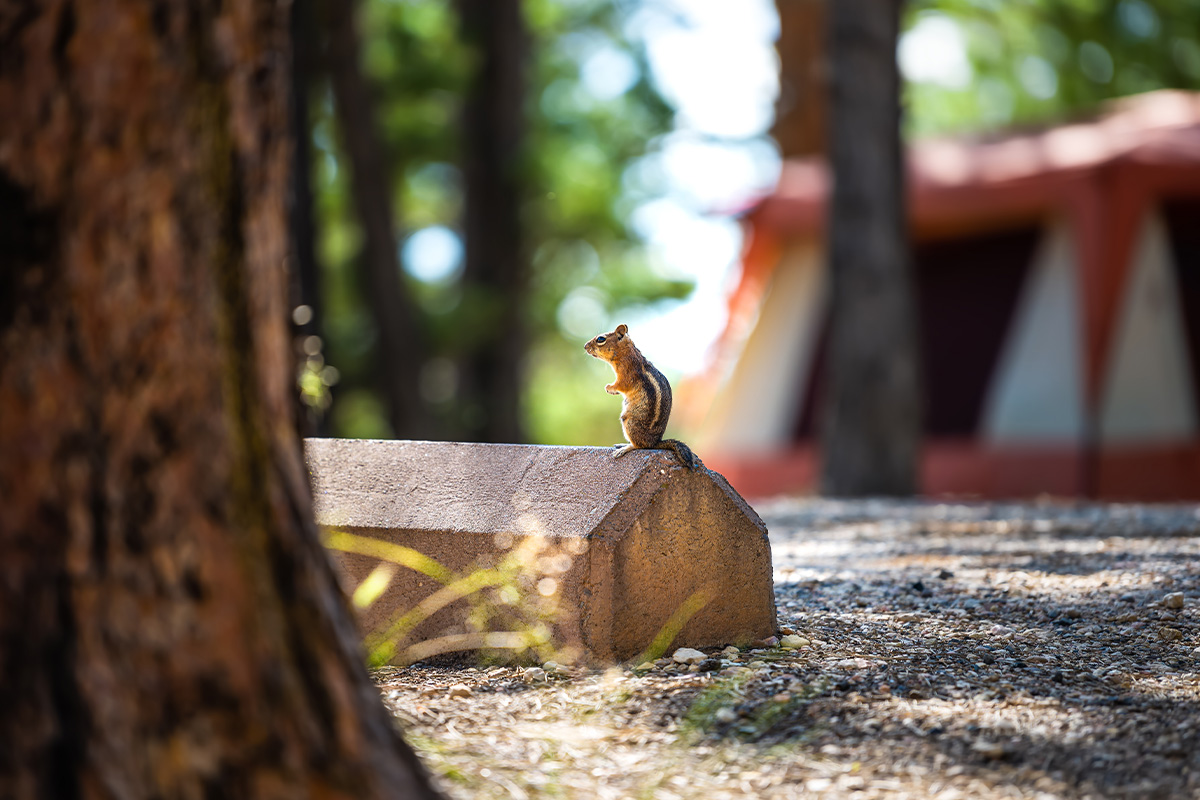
(308, 0, 692, 444)
(905, 0, 1200, 136)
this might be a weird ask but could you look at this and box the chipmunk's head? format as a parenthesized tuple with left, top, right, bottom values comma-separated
(584, 323, 630, 363)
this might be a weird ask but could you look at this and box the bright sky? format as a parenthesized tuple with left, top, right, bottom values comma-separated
(627, 5, 971, 376)
(603, 0, 783, 376)
(403, 2, 970, 376)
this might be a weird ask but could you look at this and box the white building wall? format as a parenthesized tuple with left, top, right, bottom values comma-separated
(981, 221, 1086, 443)
(706, 208, 1199, 455)
(1099, 212, 1197, 443)
(698, 243, 825, 453)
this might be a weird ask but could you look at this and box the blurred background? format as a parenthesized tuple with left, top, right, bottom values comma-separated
(291, 0, 1200, 500)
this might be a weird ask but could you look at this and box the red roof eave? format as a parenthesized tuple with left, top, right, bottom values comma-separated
(756, 90, 1200, 240)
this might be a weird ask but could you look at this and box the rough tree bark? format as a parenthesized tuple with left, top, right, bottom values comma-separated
(819, 0, 921, 496)
(772, 0, 827, 159)
(455, 0, 527, 444)
(323, 0, 435, 440)
(0, 1, 441, 797)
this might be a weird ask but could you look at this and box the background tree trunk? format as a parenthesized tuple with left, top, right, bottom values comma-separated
(0, 1, 440, 797)
(455, 0, 527, 443)
(819, 0, 921, 496)
(772, 0, 828, 159)
(289, 0, 329, 437)
(323, 0, 436, 440)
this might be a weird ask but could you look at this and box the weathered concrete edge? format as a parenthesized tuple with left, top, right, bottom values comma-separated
(582, 456, 677, 660)
(707, 465, 775, 634)
(306, 439, 659, 537)
(307, 439, 774, 662)
(706, 467, 768, 533)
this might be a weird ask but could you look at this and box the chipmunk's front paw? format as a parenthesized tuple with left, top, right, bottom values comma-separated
(612, 444, 634, 458)
(605, 384, 619, 395)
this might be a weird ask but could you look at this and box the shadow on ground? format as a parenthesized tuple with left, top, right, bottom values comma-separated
(664, 500, 1200, 798)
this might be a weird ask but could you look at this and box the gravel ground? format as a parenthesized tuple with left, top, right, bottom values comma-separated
(375, 499, 1200, 800)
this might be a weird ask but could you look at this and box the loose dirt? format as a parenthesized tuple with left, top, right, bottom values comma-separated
(375, 499, 1200, 799)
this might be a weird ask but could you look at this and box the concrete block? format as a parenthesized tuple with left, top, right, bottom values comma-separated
(305, 438, 775, 663)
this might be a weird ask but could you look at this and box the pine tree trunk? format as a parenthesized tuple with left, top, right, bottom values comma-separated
(288, 0, 329, 437)
(820, 0, 921, 496)
(456, 0, 527, 443)
(772, 0, 828, 158)
(0, 2, 441, 797)
(323, 0, 435, 440)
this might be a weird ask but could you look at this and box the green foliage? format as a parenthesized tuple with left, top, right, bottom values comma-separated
(681, 671, 752, 735)
(525, 340, 625, 446)
(905, 0, 1200, 136)
(326, 529, 583, 666)
(310, 0, 692, 442)
(634, 589, 712, 665)
(682, 669, 828, 742)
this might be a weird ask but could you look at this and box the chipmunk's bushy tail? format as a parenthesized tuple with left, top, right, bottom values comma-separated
(660, 439, 701, 470)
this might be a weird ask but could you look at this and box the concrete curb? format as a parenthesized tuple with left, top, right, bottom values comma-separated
(306, 439, 775, 663)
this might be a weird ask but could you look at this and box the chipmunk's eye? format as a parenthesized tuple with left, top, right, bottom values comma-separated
(595, 336, 606, 344)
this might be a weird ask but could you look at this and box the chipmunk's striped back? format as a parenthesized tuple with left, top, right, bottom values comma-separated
(634, 361, 671, 440)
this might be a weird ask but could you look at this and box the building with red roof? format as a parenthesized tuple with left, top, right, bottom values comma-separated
(688, 90, 1200, 500)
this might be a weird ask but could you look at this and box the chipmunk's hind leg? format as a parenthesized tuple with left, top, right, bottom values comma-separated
(620, 415, 659, 450)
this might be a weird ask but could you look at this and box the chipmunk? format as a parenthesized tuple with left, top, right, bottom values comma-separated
(584, 324, 699, 470)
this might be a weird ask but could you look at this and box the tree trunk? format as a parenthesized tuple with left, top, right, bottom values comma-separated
(323, 0, 435, 440)
(289, 0, 329, 437)
(455, 0, 527, 443)
(0, 2, 440, 797)
(819, 0, 921, 496)
(772, 0, 828, 158)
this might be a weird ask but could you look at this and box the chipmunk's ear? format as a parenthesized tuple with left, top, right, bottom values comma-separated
(615, 324, 628, 338)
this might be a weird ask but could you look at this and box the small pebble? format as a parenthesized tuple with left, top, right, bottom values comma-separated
(721, 645, 740, 656)
(754, 636, 780, 648)
(672, 647, 707, 665)
(447, 683, 473, 698)
(972, 740, 1008, 759)
(636, 661, 656, 671)
(714, 707, 738, 723)
(1159, 627, 1183, 642)
(1163, 592, 1185, 610)
(780, 634, 810, 649)
(522, 667, 547, 683)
